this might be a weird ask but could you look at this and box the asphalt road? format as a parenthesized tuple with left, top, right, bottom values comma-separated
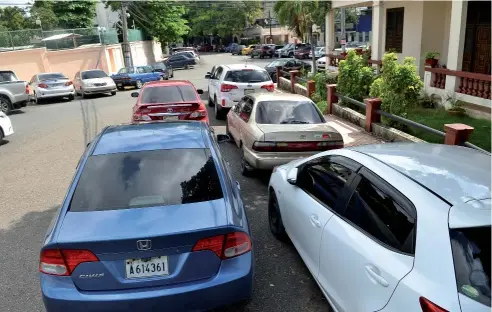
(0, 53, 329, 312)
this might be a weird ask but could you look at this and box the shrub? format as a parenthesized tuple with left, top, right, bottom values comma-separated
(310, 71, 337, 101)
(337, 50, 375, 103)
(369, 53, 423, 126)
(316, 100, 327, 114)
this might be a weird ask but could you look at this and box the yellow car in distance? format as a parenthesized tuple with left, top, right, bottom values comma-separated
(241, 45, 257, 56)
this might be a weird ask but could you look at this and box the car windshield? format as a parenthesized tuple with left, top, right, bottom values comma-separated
(39, 73, 66, 80)
(450, 226, 491, 307)
(140, 85, 198, 103)
(256, 100, 324, 124)
(69, 148, 223, 212)
(0, 71, 18, 82)
(224, 70, 271, 83)
(151, 62, 166, 69)
(81, 70, 107, 79)
(118, 67, 135, 74)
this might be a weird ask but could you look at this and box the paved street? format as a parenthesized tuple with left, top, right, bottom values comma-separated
(0, 53, 330, 312)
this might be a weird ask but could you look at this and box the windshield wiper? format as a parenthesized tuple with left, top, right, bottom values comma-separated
(280, 120, 310, 124)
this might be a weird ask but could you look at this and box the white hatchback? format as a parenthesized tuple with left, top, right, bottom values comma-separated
(205, 64, 274, 119)
(0, 111, 14, 142)
(268, 143, 491, 312)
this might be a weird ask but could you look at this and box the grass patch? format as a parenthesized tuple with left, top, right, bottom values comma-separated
(405, 108, 491, 152)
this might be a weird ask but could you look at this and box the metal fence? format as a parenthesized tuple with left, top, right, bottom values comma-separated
(0, 27, 144, 52)
(335, 93, 490, 155)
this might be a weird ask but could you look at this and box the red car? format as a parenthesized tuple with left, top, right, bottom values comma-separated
(294, 46, 311, 59)
(131, 80, 208, 124)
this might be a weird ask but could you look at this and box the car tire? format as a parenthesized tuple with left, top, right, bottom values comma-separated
(111, 91, 116, 96)
(0, 127, 4, 143)
(289, 52, 293, 57)
(240, 147, 254, 177)
(135, 80, 143, 89)
(269, 190, 288, 240)
(214, 96, 223, 120)
(184, 64, 189, 70)
(68, 94, 75, 101)
(81, 89, 87, 99)
(33, 92, 41, 104)
(271, 73, 277, 83)
(0, 96, 12, 114)
(208, 90, 214, 107)
(117, 86, 124, 91)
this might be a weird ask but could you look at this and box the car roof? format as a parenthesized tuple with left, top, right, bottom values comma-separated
(222, 64, 265, 71)
(92, 122, 208, 155)
(351, 143, 491, 205)
(249, 92, 311, 102)
(143, 80, 194, 88)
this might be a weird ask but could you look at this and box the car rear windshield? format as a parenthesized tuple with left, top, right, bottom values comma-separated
(69, 148, 223, 212)
(140, 85, 198, 104)
(0, 71, 18, 82)
(224, 70, 271, 83)
(450, 226, 491, 307)
(82, 70, 107, 79)
(151, 62, 167, 70)
(39, 73, 66, 81)
(256, 100, 324, 124)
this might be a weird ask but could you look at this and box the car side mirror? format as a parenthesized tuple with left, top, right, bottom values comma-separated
(196, 89, 204, 94)
(131, 92, 139, 98)
(205, 74, 211, 79)
(287, 167, 298, 185)
(216, 134, 231, 143)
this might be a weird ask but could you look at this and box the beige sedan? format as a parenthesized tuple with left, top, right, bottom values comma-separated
(226, 93, 344, 176)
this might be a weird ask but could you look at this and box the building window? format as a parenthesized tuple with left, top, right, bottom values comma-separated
(385, 8, 404, 53)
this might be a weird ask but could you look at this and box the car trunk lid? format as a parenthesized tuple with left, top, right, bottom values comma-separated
(137, 102, 201, 121)
(54, 199, 230, 291)
(257, 124, 342, 142)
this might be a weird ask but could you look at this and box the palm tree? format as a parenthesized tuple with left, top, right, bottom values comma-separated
(274, 0, 331, 73)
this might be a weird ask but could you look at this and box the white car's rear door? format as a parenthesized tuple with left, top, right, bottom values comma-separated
(319, 167, 415, 312)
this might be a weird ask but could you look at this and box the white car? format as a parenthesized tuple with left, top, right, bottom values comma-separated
(0, 111, 13, 142)
(316, 56, 328, 70)
(73, 70, 117, 98)
(205, 64, 274, 119)
(29, 72, 75, 104)
(268, 143, 491, 312)
(309, 47, 325, 59)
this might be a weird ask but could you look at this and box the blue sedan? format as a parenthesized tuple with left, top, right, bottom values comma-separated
(39, 121, 253, 312)
(111, 65, 163, 90)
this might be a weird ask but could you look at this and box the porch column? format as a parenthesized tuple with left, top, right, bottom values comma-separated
(325, 9, 336, 54)
(371, 0, 385, 70)
(445, 1, 468, 93)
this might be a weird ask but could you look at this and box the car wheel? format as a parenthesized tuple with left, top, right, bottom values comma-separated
(214, 96, 223, 120)
(240, 147, 254, 177)
(81, 89, 87, 99)
(0, 127, 4, 143)
(135, 80, 143, 89)
(110, 91, 116, 96)
(289, 52, 293, 57)
(68, 94, 75, 101)
(184, 64, 189, 70)
(117, 86, 124, 91)
(170, 70, 174, 78)
(269, 190, 287, 240)
(0, 96, 11, 114)
(208, 90, 214, 107)
(271, 73, 277, 83)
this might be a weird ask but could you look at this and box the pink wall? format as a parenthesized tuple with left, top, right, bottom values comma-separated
(0, 48, 51, 81)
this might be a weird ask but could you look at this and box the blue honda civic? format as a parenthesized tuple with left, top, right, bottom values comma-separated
(39, 121, 253, 312)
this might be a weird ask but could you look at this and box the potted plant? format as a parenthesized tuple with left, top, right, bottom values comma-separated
(446, 92, 467, 116)
(424, 52, 440, 67)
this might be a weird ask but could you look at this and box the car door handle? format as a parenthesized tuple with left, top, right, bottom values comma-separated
(309, 215, 321, 228)
(365, 265, 389, 287)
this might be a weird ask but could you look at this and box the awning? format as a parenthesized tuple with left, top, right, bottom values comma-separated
(42, 33, 83, 42)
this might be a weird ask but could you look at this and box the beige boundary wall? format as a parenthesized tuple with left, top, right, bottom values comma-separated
(0, 40, 162, 81)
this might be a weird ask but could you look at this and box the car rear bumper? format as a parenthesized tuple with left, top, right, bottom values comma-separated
(41, 251, 253, 312)
(243, 146, 316, 170)
(36, 88, 75, 99)
(84, 86, 117, 94)
(114, 80, 135, 87)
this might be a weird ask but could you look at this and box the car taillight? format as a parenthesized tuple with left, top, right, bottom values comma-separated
(192, 232, 252, 259)
(189, 110, 207, 119)
(252, 141, 343, 152)
(419, 297, 448, 312)
(39, 249, 99, 276)
(261, 84, 275, 92)
(132, 107, 151, 122)
(38, 83, 48, 89)
(25, 84, 30, 94)
(65, 81, 73, 86)
(220, 83, 238, 92)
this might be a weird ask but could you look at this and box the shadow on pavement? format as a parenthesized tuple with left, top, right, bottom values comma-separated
(0, 206, 59, 312)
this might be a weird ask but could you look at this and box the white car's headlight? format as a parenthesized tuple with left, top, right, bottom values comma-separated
(85, 83, 94, 87)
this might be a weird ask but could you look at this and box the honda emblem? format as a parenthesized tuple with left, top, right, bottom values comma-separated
(136, 239, 152, 251)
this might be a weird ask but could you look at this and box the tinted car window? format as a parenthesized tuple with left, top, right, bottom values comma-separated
(151, 62, 167, 70)
(298, 159, 354, 211)
(140, 85, 198, 104)
(224, 70, 271, 83)
(256, 101, 324, 124)
(450, 226, 491, 307)
(0, 71, 18, 82)
(39, 73, 66, 80)
(344, 174, 416, 254)
(82, 70, 108, 79)
(69, 149, 223, 212)
(118, 67, 135, 74)
(267, 59, 289, 67)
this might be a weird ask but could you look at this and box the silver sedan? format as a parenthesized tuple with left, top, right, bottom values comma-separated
(28, 72, 75, 104)
(226, 93, 344, 176)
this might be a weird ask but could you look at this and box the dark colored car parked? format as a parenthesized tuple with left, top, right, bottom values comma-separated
(150, 62, 174, 80)
(264, 58, 312, 82)
(251, 44, 275, 59)
(165, 54, 196, 69)
(294, 46, 312, 59)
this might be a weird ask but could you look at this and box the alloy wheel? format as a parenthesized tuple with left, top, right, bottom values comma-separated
(136, 80, 143, 89)
(0, 98, 9, 114)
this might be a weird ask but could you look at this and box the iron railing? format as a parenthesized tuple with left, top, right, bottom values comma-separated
(336, 94, 366, 109)
(296, 76, 308, 84)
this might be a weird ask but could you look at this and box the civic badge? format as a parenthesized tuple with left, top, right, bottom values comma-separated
(137, 239, 152, 251)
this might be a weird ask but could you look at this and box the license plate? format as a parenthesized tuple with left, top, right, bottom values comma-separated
(125, 256, 169, 279)
(162, 116, 179, 121)
(244, 89, 255, 95)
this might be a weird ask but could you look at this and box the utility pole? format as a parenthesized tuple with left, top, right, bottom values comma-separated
(268, 10, 272, 43)
(340, 8, 346, 53)
(121, 2, 133, 67)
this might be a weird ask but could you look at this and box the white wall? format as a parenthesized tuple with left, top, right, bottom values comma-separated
(420, 1, 449, 76)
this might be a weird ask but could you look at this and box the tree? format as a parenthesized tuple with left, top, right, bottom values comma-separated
(53, 1, 97, 29)
(27, 0, 58, 30)
(274, 1, 331, 72)
(0, 6, 28, 30)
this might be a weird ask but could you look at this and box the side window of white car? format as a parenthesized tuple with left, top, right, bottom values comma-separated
(343, 168, 417, 255)
(214, 67, 223, 80)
